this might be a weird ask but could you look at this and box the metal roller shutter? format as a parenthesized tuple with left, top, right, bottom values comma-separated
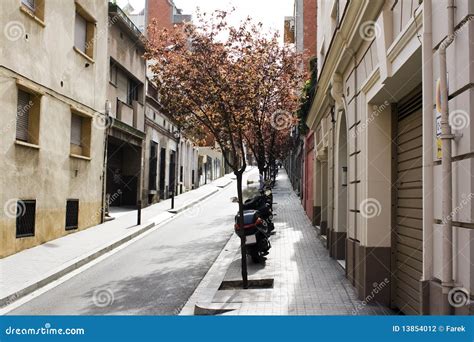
(16, 90, 30, 142)
(394, 86, 423, 315)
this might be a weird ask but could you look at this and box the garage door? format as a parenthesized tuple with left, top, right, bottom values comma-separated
(394, 88, 423, 315)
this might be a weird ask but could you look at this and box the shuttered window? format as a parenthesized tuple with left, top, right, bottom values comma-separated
(74, 13, 87, 53)
(21, 0, 35, 10)
(16, 200, 36, 238)
(71, 114, 83, 146)
(16, 90, 31, 142)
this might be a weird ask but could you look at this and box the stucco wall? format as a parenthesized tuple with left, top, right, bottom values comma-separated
(0, 0, 108, 257)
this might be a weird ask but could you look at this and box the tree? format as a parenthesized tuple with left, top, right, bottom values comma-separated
(145, 10, 302, 287)
(238, 28, 303, 178)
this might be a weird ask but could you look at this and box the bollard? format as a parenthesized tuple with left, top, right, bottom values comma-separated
(137, 200, 142, 226)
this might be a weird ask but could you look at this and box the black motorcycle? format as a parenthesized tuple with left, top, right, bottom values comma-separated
(243, 189, 274, 231)
(234, 210, 271, 263)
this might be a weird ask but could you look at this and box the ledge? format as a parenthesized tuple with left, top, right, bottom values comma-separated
(73, 47, 95, 64)
(16, 78, 45, 95)
(19, 5, 45, 27)
(70, 105, 93, 118)
(15, 140, 40, 150)
(70, 153, 91, 161)
(386, 6, 423, 64)
(360, 67, 380, 94)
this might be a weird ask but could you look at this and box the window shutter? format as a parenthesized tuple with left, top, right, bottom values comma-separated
(75, 13, 87, 53)
(16, 90, 30, 142)
(116, 70, 129, 103)
(21, 0, 35, 10)
(71, 114, 83, 146)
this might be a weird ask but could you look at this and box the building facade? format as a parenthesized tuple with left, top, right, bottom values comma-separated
(0, 0, 109, 257)
(143, 78, 199, 204)
(105, 2, 147, 209)
(140, 0, 197, 204)
(198, 147, 225, 186)
(307, 0, 474, 315)
(285, 0, 318, 216)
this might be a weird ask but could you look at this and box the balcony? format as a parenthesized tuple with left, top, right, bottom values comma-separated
(116, 99, 144, 133)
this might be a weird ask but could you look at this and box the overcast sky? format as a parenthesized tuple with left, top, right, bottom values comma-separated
(117, 0, 293, 40)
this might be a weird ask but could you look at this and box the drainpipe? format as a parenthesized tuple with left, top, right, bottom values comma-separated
(101, 100, 112, 223)
(421, 0, 434, 283)
(439, 0, 456, 295)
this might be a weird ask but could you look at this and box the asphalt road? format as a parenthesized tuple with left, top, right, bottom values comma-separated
(9, 169, 258, 315)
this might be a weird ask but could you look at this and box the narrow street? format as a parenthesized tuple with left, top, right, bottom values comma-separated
(7, 169, 258, 315)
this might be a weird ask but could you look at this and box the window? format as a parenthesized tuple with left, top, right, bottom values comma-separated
(109, 62, 118, 85)
(16, 200, 36, 238)
(65, 199, 79, 230)
(147, 83, 158, 100)
(71, 114, 83, 146)
(20, 0, 45, 24)
(16, 90, 31, 142)
(75, 13, 87, 53)
(74, 4, 96, 60)
(115, 65, 142, 106)
(21, 0, 35, 11)
(16, 87, 40, 146)
(70, 110, 92, 158)
(127, 79, 139, 105)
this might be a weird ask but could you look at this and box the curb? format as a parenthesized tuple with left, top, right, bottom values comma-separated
(168, 189, 219, 214)
(1, 180, 237, 309)
(194, 302, 241, 315)
(0, 221, 154, 308)
(179, 234, 241, 315)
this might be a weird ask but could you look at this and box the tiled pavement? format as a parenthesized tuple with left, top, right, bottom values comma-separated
(184, 170, 394, 315)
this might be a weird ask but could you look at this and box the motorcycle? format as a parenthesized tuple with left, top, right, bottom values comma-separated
(234, 209, 271, 263)
(243, 190, 274, 232)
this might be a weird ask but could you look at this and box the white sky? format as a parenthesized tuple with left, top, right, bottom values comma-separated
(117, 0, 293, 40)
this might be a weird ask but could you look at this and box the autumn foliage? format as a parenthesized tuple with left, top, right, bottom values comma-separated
(145, 10, 303, 286)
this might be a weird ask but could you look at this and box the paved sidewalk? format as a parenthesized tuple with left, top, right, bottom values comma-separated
(0, 172, 237, 308)
(182, 170, 394, 315)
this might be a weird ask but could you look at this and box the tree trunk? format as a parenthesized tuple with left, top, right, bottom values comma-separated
(235, 171, 248, 289)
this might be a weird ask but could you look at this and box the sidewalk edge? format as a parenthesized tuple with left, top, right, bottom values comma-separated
(179, 234, 241, 315)
(0, 221, 156, 308)
(168, 189, 219, 214)
(1, 178, 236, 309)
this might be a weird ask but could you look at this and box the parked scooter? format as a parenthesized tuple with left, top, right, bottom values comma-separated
(243, 190, 274, 232)
(234, 210, 271, 263)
